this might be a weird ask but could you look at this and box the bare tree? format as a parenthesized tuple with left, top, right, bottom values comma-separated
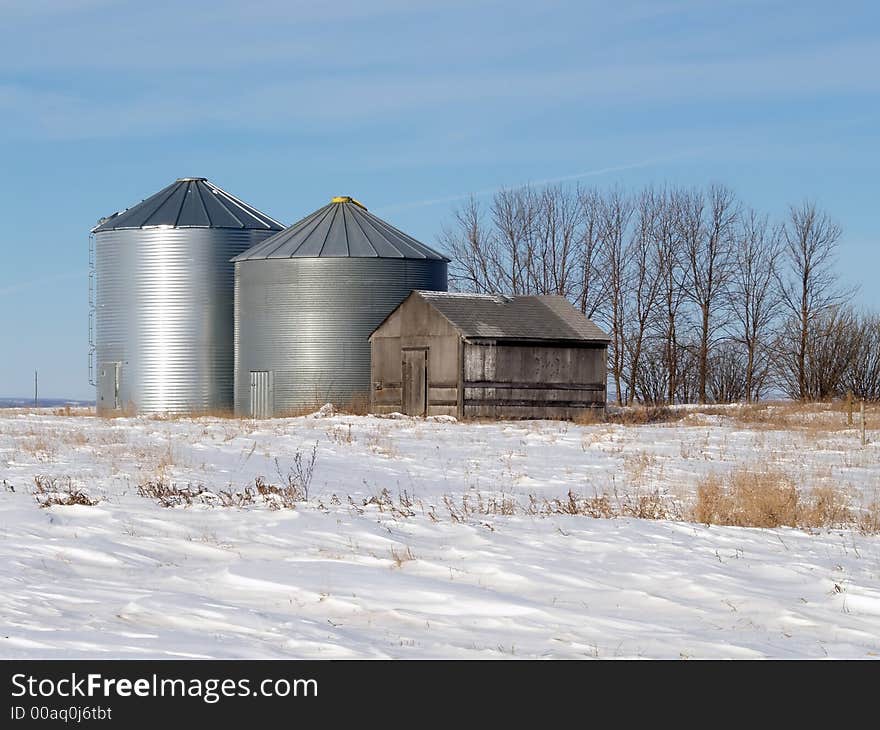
(680, 184, 739, 404)
(492, 187, 539, 294)
(635, 340, 671, 405)
(775, 306, 862, 400)
(441, 197, 496, 293)
(440, 184, 869, 408)
(727, 210, 783, 402)
(529, 185, 581, 297)
(708, 342, 747, 403)
(654, 188, 689, 403)
(805, 307, 863, 399)
(674, 340, 701, 404)
(597, 189, 634, 405)
(445, 186, 586, 298)
(575, 188, 607, 320)
(778, 201, 846, 400)
(846, 314, 880, 400)
(623, 188, 663, 403)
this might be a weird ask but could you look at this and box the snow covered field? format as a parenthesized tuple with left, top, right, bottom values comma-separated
(1, 405, 878, 659)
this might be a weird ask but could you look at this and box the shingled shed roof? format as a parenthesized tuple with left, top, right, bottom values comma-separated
(395, 291, 610, 343)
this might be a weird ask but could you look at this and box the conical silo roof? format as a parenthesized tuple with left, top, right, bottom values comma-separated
(232, 196, 449, 261)
(92, 178, 283, 233)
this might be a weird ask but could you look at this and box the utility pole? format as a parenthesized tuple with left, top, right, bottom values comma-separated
(34, 370, 38, 408)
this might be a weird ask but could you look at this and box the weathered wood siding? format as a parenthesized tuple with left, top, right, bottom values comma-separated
(371, 293, 608, 420)
(463, 341, 606, 419)
(370, 293, 462, 417)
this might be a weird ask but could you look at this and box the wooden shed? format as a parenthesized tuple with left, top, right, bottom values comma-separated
(369, 291, 609, 419)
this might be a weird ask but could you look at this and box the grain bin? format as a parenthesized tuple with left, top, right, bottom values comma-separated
(91, 178, 283, 414)
(232, 196, 448, 417)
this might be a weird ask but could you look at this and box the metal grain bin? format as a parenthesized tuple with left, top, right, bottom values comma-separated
(91, 178, 283, 414)
(233, 196, 448, 416)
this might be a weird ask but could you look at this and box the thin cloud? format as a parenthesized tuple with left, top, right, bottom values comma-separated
(373, 152, 699, 213)
(2, 34, 878, 141)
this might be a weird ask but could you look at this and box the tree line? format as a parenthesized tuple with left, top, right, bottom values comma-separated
(440, 183, 878, 404)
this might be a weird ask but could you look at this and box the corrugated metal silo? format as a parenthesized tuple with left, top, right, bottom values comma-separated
(92, 178, 283, 414)
(233, 196, 448, 416)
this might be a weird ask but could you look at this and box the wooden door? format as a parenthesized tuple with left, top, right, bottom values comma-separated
(402, 349, 427, 416)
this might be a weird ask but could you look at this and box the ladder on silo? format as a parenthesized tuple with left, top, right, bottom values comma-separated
(88, 233, 96, 387)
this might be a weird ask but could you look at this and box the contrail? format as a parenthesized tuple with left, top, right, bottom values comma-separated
(373, 153, 686, 214)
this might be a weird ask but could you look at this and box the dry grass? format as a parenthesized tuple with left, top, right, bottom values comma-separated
(137, 479, 213, 507)
(130, 437, 182, 479)
(275, 404, 327, 418)
(270, 393, 369, 418)
(137, 475, 307, 510)
(598, 399, 877, 436)
(351, 471, 874, 535)
(800, 486, 853, 528)
(136, 444, 317, 509)
(607, 405, 679, 425)
(572, 408, 606, 426)
(623, 451, 658, 487)
(0, 407, 93, 418)
(132, 466, 879, 534)
(5, 404, 876, 536)
(64, 430, 89, 446)
(32, 475, 100, 508)
(360, 488, 420, 519)
(340, 393, 371, 416)
(130, 466, 880, 534)
(730, 400, 877, 435)
(3, 424, 122, 456)
(327, 423, 355, 445)
(45, 406, 93, 417)
(274, 444, 318, 501)
(525, 489, 679, 520)
(535, 489, 681, 520)
(360, 487, 686, 524)
(390, 545, 416, 568)
(857, 501, 880, 534)
(692, 466, 874, 531)
(368, 479, 875, 534)
(18, 437, 58, 459)
(694, 470, 798, 528)
(141, 403, 337, 420)
(144, 408, 258, 421)
(364, 425, 398, 458)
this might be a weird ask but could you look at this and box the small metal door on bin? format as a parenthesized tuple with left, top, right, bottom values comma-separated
(250, 370, 274, 418)
(98, 362, 121, 411)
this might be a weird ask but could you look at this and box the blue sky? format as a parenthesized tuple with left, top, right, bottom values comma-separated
(0, 0, 877, 399)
